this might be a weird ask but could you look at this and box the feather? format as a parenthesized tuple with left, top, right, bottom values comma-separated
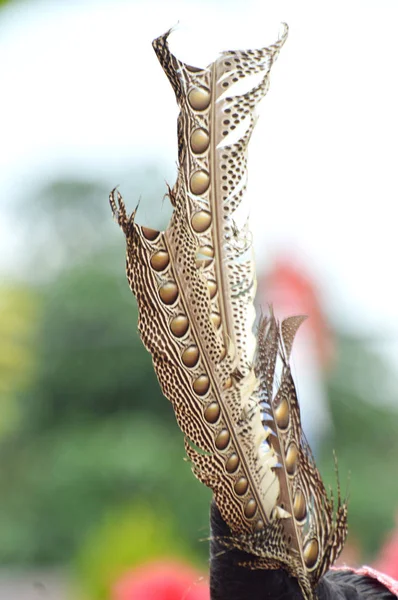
(110, 26, 347, 600)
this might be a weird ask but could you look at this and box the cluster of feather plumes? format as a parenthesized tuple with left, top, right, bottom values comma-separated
(109, 27, 396, 600)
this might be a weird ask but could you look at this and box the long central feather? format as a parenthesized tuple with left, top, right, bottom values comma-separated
(110, 26, 348, 600)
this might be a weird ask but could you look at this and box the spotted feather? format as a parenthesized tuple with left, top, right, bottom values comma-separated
(110, 26, 347, 600)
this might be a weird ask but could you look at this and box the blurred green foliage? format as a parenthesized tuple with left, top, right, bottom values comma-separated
(0, 414, 209, 565)
(75, 502, 200, 600)
(1, 170, 397, 599)
(0, 286, 38, 436)
(23, 265, 164, 428)
(320, 335, 398, 558)
(0, 174, 210, 576)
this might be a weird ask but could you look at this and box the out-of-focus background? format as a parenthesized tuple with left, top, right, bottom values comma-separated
(1, 0, 398, 598)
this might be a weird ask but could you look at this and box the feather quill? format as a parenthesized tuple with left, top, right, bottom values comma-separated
(110, 27, 348, 600)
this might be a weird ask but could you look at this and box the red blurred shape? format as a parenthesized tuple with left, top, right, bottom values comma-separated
(113, 560, 210, 600)
(374, 512, 398, 579)
(259, 259, 333, 370)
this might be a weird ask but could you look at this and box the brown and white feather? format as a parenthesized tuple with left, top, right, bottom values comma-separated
(110, 26, 347, 600)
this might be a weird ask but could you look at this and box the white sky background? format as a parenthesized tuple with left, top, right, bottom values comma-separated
(1, 0, 398, 374)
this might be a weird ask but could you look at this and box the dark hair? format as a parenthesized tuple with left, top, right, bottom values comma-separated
(210, 502, 395, 600)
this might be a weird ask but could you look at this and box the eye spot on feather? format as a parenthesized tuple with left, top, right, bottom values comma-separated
(285, 443, 299, 476)
(195, 245, 214, 269)
(193, 374, 210, 396)
(226, 453, 239, 473)
(215, 429, 230, 450)
(170, 315, 189, 337)
(234, 477, 248, 496)
(182, 345, 199, 368)
(275, 397, 289, 430)
(244, 499, 257, 519)
(207, 280, 217, 299)
(255, 519, 264, 531)
(190, 128, 210, 154)
(185, 63, 204, 73)
(141, 226, 160, 241)
(159, 282, 179, 305)
(303, 539, 319, 569)
(223, 377, 232, 390)
(188, 87, 211, 111)
(190, 170, 210, 195)
(210, 312, 221, 329)
(204, 402, 220, 424)
(219, 347, 227, 361)
(191, 210, 212, 233)
(150, 250, 170, 272)
(293, 489, 307, 522)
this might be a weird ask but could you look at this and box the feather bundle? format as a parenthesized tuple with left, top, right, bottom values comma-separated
(110, 26, 348, 600)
